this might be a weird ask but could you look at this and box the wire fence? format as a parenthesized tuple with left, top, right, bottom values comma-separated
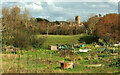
(2, 52, 60, 73)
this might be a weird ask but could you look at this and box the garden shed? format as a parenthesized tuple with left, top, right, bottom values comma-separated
(48, 45, 58, 50)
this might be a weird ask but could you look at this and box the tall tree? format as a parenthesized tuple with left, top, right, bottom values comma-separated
(11, 6, 21, 27)
(85, 15, 100, 35)
(23, 8, 30, 28)
(94, 13, 119, 44)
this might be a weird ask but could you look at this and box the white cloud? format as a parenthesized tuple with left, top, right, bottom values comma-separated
(57, 17, 63, 20)
(0, 0, 119, 2)
(45, 0, 55, 5)
(91, 4, 110, 8)
(0, 0, 118, 21)
(25, 3, 43, 11)
(108, 0, 119, 2)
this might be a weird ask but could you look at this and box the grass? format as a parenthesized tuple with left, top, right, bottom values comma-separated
(37, 34, 87, 49)
(2, 34, 119, 73)
(2, 48, 119, 73)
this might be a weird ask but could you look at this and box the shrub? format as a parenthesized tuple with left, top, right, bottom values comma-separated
(30, 36, 46, 48)
(13, 31, 31, 49)
(13, 30, 46, 50)
(78, 35, 99, 44)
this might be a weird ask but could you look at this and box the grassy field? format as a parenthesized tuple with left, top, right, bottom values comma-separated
(2, 34, 119, 73)
(37, 34, 87, 49)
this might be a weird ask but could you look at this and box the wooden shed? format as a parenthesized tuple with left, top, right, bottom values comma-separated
(48, 45, 58, 50)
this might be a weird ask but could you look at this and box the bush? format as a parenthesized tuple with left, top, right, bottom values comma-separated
(30, 36, 46, 48)
(13, 31, 31, 49)
(13, 30, 46, 49)
(78, 35, 99, 44)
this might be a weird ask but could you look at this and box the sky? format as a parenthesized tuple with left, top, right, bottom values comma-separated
(0, 0, 119, 22)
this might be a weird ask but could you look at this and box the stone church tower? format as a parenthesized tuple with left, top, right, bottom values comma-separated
(75, 16, 80, 25)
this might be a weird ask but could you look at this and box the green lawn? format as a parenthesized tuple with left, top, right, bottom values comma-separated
(37, 34, 88, 49)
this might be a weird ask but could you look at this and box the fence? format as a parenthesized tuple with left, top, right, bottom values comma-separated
(2, 53, 56, 73)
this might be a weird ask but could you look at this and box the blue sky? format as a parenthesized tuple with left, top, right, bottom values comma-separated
(0, 0, 119, 22)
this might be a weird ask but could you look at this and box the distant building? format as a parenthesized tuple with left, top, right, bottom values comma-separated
(74, 16, 84, 27)
(75, 16, 80, 25)
(52, 21, 70, 26)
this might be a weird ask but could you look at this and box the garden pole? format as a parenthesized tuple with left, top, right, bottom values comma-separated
(36, 54, 37, 75)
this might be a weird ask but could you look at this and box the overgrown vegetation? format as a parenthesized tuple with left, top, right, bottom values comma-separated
(2, 47, 119, 73)
(1, 5, 119, 73)
(2, 6, 46, 50)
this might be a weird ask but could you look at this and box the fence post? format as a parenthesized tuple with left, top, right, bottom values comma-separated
(36, 54, 37, 75)
(27, 54, 29, 74)
(18, 54, 20, 74)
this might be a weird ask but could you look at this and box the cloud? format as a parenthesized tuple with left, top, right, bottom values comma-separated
(25, 2, 43, 12)
(0, 1, 118, 21)
(24, 2, 118, 21)
(91, 3, 110, 8)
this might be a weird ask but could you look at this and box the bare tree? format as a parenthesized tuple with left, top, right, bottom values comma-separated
(23, 8, 30, 28)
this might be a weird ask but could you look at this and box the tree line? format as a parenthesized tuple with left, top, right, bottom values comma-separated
(1, 6, 120, 49)
(85, 13, 120, 44)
